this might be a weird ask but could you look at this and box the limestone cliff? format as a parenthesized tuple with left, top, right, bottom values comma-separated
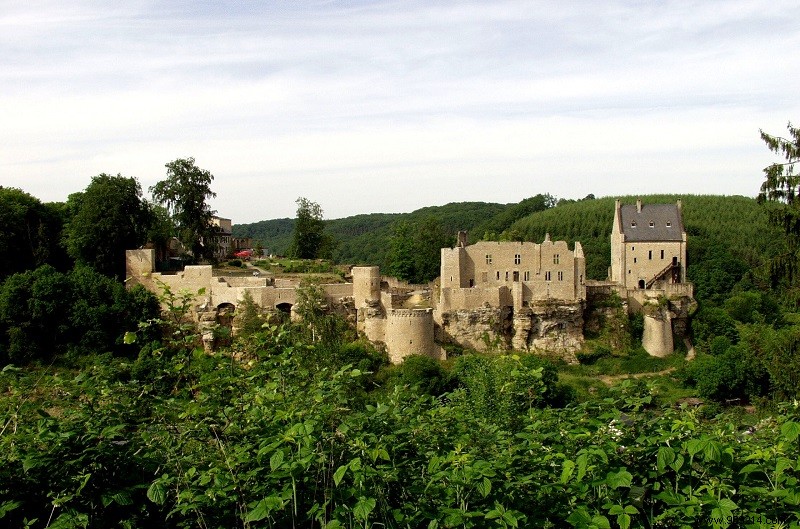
(437, 301, 583, 362)
(512, 301, 583, 363)
(436, 306, 512, 352)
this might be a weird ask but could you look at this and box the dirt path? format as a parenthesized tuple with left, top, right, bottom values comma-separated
(597, 368, 677, 386)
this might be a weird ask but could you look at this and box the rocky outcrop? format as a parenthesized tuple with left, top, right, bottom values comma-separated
(512, 301, 583, 363)
(437, 301, 583, 362)
(437, 306, 512, 352)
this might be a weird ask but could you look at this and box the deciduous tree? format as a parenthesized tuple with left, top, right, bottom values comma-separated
(0, 187, 67, 279)
(289, 197, 330, 259)
(150, 157, 217, 261)
(64, 174, 153, 279)
(388, 216, 452, 284)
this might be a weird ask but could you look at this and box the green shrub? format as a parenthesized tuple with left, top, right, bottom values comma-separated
(228, 258, 242, 267)
(577, 344, 612, 365)
(387, 354, 452, 396)
(680, 346, 770, 402)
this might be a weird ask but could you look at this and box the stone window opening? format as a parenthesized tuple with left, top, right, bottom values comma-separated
(649, 221, 655, 228)
(513, 271, 519, 281)
(496, 271, 500, 280)
(545, 271, 551, 281)
(485, 254, 492, 264)
(505, 271, 509, 281)
(557, 271, 563, 281)
(666, 221, 672, 227)
(648, 250, 652, 260)
(634, 257, 637, 263)
(631, 221, 637, 228)
(553, 254, 560, 264)
(523, 271, 530, 281)
(660, 249, 664, 259)
(514, 254, 521, 265)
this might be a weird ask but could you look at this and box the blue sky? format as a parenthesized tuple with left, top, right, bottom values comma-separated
(2, 0, 799, 222)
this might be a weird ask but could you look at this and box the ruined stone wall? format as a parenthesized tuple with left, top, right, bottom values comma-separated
(125, 249, 156, 288)
(439, 286, 508, 311)
(439, 239, 585, 313)
(352, 266, 381, 306)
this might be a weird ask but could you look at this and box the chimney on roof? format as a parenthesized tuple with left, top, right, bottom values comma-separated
(636, 198, 642, 213)
(544, 233, 551, 243)
(677, 199, 682, 213)
(457, 231, 467, 248)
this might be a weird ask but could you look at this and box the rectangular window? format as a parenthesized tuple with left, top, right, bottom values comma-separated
(523, 271, 530, 281)
(557, 271, 563, 281)
(514, 254, 521, 265)
(513, 271, 519, 281)
(648, 250, 652, 260)
(553, 254, 560, 264)
(634, 257, 637, 263)
(660, 249, 664, 259)
(505, 271, 509, 281)
(545, 271, 551, 281)
(496, 271, 500, 280)
(485, 254, 492, 264)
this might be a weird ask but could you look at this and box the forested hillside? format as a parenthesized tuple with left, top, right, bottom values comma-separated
(233, 201, 512, 265)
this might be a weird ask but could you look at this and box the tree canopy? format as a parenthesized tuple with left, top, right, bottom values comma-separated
(387, 216, 453, 284)
(0, 187, 68, 279)
(289, 197, 330, 259)
(150, 158, 217, 261)
(65, 174, 153, 279)
(757, 122, 800, 297)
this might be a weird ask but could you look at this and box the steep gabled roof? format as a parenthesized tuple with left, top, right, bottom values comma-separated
(620, 203, 683, 242)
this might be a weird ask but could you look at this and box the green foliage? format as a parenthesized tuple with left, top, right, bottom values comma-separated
(5, 347, 800, 528)
(450, 354, 547, 430)
(473, 194, 556, 242)
(680, 345, 771, 402)
(724, 290, 782, 325)
(383, 354, 453, 396)
(387, 216, 454, 284)
(0, 265, 160, 364)
(64, 174, 153, 279)
(577, 344, 612, 365)
(150, 157, 217, 261)
(758, 122, 800, 299)
(288, 197, 331, 259)
(692, 306, 739, 350)
(0, 187, 69, 280)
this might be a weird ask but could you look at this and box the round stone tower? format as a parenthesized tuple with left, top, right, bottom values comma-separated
(384, 308, 435, 363)
(352, 266, 381, 308)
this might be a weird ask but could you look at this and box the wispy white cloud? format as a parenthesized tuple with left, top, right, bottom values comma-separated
(1, 0, 798, 221)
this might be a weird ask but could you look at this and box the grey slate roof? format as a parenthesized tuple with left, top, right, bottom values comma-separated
(620, 204, 684, 242)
